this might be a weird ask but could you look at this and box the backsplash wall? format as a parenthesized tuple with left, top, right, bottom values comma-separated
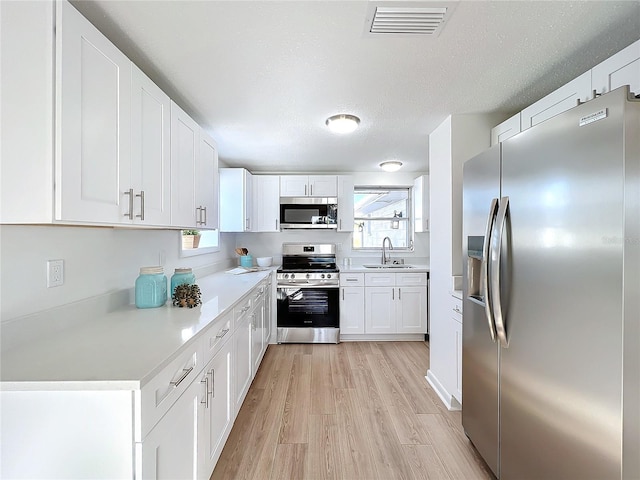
(0, 225, 236, 320)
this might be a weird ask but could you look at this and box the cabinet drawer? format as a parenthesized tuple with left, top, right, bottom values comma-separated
(340, 273, 364, 286)
(451, 296, 463, 323)
(234, 295, 253, 322)
(141, 338, 204, 439)
(203, 311, 233, 365)
(396, 272, 427, 286)
(364, 272, 395, 286)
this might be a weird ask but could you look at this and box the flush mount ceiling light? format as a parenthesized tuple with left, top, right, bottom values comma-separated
(325, 114, 360, 134)
(379, 161, 403, 172)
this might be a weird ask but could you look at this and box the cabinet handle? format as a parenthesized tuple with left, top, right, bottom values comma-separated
(195, 206, 201, 225)
(398, 288, 401, 300)
(453, 306, 462, 314)
(170, 366, 194, 387)
(136, 190, 145, 220)
(276, 219, 279, 230)
(215, 328, 230, 339)
(339, 219, 342, 230)
(200, 375, 209, 408)
(310, 185, 313, 196)
(346, 278, 358, 282)
(342, 288, 344, 301)
(392, 289, 395, 300)
(203, 206, 207, 225)
(123, 188, 134, 220)
(210, 369, 215, 399)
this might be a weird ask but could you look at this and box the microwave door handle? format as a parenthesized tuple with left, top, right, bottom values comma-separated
(481, 198, 499, 343)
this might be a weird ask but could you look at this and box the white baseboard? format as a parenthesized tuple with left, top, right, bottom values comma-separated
(340, 334, 426, 342)
(426, 369, 461, 411)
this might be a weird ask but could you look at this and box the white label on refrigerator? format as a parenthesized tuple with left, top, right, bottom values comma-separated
(579, 108, 607, 126)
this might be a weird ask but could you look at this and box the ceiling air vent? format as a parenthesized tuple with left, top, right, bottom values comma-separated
(368, 5, 452, 36)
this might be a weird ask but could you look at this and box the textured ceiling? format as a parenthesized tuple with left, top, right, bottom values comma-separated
(70, 0, 640, 173)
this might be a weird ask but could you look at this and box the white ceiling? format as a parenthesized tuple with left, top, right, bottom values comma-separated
(70, 0, 640, 173)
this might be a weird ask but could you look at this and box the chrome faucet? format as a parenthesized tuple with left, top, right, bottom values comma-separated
(381, 236, 393, 264)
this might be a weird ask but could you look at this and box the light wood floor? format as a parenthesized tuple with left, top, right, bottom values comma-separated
(211, 342, 494, 480)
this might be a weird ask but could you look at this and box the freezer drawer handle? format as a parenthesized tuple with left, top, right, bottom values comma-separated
(481, 198, 499, 342)
(491, 196, 509, 347)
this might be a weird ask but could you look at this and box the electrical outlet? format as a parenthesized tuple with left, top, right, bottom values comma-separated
(47, 259, 64, 287)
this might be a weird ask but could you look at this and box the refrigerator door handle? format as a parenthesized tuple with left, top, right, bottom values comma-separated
(481, 197, 499, 342)
(491, 196, 510, 347)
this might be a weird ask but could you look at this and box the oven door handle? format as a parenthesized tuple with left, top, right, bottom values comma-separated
(277, 284, 340, 289)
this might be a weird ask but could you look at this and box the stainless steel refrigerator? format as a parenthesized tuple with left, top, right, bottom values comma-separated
(462, 85, 639, 480)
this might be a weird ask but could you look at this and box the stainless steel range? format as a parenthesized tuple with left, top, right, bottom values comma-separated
(276, 243, 339, 344)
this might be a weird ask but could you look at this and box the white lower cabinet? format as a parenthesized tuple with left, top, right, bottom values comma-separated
(340, 273, 365, 334)
(233, 297, 253, 412)
(451, 295, 463, 403)
(362, 272, 429, 335)
(198, 335, 233, 479)
(141, 377, 201, 480)
(251, 285, 266, 376)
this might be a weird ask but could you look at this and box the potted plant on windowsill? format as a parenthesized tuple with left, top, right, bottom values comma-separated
(182, 230, 201, 249)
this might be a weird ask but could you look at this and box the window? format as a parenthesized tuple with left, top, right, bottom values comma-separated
(352, 187, 413, 250)
(180, 229, 220, 257)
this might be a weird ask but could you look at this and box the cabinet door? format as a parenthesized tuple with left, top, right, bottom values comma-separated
(280, 175, 308, 196)
(592, 39, 640, 97)
(396, 286, 428, 334)
(197, 132, 219, 229)
(170, 101, 199, 228)
(490, 113, 521, 146)
(264, 280, 273, 345)
(253, 175, 280, 232)
(520, 71, 591, 131)
(365, 287, 395, 334)
(131, 65, 171, 226)
(413, 175, 429, 233)
(251, 296, 265, 376)
(56, 0, 131, 224)
(199, 337, 233, 479)
(340, 287, 365, 334)
(233, 312, 253, 411)
(142, 378, 200, 480)
(308, 175, 337, 197)
(337, 175, 354, 231)
(453, 316, 463, 403)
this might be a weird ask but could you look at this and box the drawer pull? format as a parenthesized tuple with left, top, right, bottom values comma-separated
(170, 366, 194, 388)
(215, 328, 230, 339)
(453, 306, 462, 314)
(346, 278, 358, 282)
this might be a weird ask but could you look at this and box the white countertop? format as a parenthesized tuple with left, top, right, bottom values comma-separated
(0, 268, 274, 391)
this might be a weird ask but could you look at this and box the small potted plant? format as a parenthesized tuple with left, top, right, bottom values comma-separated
(182, 230, 201, 249)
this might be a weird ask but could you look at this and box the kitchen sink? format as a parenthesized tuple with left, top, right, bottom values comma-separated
(362, 264, 415, 269)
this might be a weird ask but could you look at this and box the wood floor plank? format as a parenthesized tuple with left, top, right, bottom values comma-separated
(305, 414, 342, 480)
(270, 443, 307, 480)
(418, 414, 493, 480)
(311, 345, 336, 414)
(329, 342, 354, 389)
(352, 368, 416, 480)
(335, 388, 379, 480)
(278, 353, 312, 444)
(404, 445, 453, 480)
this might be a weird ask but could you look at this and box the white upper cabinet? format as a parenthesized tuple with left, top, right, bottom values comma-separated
(170, 101, 199, 228)
(56, 0, 132, 224)
(219, 168, 253, 232)
(337, 175, 354, 232)
(197, 132, 219, 229)
(280, 175, 337, 197)
(592, 39, 640, 98)
(520, 71, 592, 131)
(413, 175, 429, 233)
(253, 175, 280, 232)
(490, 113, 521, 146)
(130, 65, 171, 226)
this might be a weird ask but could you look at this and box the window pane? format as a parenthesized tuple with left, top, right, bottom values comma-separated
(353, 220, 408, 249)
(354, 190, 408, 219)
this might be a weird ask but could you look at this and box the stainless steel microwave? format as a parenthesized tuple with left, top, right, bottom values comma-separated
(279, 197, 337, 229)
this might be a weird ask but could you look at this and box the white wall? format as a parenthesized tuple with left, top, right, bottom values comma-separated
(0, 225, 236, 320)
(427, 113, 504, 408)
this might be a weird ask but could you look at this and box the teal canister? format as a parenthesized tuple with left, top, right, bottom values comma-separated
(135, 266, 167, 308)
(171, 267, 196, 297)
(240, 255, 253, 268)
